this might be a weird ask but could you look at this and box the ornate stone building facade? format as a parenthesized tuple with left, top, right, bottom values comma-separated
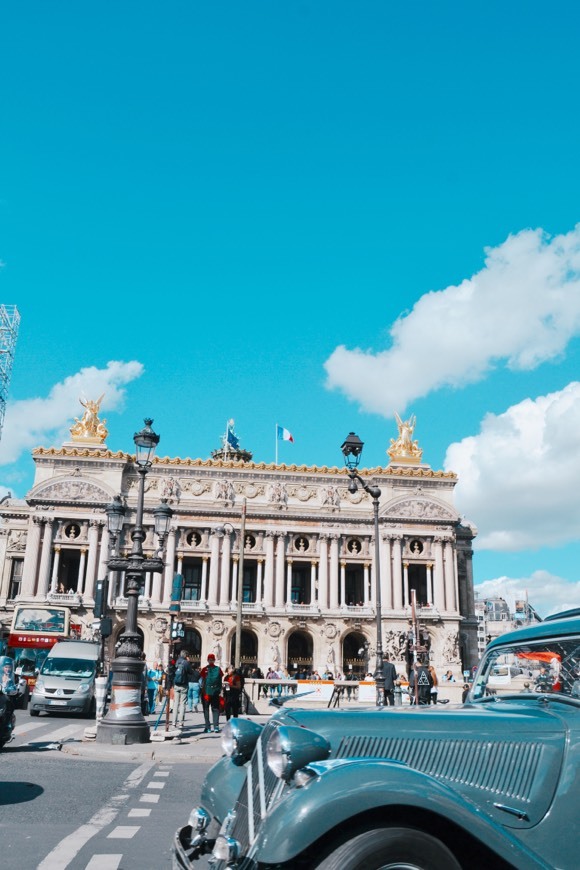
(0, 412, 479, 677)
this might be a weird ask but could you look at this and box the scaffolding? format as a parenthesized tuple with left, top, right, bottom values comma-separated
(0, 305, 20, 440)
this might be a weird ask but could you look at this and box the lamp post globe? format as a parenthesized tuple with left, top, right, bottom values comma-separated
(97, 418, 167, 745)
(341, 432, 385, 706)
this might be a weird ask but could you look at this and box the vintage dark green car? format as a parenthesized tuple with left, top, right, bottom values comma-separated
(174, 611, 580, 869)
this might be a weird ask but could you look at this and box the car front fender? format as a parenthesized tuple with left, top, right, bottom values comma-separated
(200, 756, 247, 824)
(252, 759, 551, 870)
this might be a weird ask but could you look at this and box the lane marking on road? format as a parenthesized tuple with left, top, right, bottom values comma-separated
(11, 720, 50, 736)
(107, 826, 140, 839)
(139, 793, 160, 803)
(31, 723, 85, 744)
(83, 855, 122, 869)
(146, 781, 165, 789)
(153, 770, 170, 777)
(37, 762, 154, 870)
(128, 808, 151, 817)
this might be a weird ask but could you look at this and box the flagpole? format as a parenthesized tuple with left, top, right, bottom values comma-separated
(275, 423, 278, 466)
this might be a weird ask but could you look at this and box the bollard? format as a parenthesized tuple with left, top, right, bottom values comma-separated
(95, 675, 108, 720)
(394, 684, 402, 707)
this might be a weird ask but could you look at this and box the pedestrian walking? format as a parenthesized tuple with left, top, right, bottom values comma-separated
(200, 653, 223, 733)
(187, 660, 201, 712)
(172, 650, 195, 729)
(382, 654, 398, 707)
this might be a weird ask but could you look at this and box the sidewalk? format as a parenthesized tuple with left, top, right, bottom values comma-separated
(61, 710, 271, 763)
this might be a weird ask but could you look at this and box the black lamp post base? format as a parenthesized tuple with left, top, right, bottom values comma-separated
(96, 717, 150, 745)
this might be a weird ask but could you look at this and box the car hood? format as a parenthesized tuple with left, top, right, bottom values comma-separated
(274, 701, 568, 828)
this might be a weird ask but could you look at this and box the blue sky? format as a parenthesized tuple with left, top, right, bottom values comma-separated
(2, 2, 580, 616)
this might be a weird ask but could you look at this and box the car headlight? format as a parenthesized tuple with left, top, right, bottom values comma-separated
(35, 680, 44, 692)
(76, 683, 90, 694)
(221, 718, 263, 765)
(266, 725, 330, 781)
(187, 807, 211, 832)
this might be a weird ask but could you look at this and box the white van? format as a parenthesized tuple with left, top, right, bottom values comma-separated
(29, 640, 100, 717)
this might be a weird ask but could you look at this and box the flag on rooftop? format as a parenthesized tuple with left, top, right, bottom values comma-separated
(277, 425, 294, 443)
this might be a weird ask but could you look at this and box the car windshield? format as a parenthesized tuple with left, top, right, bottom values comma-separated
(41, 657, 95, 679)
(471, 633, 580, 701)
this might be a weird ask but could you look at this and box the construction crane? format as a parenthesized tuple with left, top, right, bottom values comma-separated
(0, 305, 20, 441)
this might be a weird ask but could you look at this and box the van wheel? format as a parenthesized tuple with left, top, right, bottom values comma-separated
(315, 827, 461, 870)
(30, 709, 40, 717)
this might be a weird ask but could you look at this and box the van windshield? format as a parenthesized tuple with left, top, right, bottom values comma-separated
(41, 657, 96, 679)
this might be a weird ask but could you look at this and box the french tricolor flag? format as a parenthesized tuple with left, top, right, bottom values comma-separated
(277, 425, 294, 443)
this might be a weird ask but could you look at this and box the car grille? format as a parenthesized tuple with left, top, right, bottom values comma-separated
(44, 688, 76, 696)
(335, 735, 542, 802)
(214, 719, 284, 869)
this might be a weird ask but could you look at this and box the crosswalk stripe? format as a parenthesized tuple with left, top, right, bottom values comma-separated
(107, 826, 140, 839)
(146, 781, 165, 789)
(139, 793, 159, 803)
(128, 808, 151, 817)
(84, 855, 122, 869)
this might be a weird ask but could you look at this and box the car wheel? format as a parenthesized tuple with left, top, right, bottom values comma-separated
(315, 827, 461, 870)
(30, 709, 40, 717)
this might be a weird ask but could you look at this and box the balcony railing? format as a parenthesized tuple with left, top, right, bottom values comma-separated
(286, 603, 320, 615)
(113, 596, 151, 609)
(180, 600, 208, 612)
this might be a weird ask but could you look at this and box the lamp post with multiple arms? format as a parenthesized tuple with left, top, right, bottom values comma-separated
(97, 419, 173, 745)
(341, 432, 385, 707)
(216, 497, 247, 670)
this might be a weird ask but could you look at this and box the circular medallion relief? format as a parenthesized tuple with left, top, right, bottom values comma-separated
(268, 621, 281, 638)
(211, 619, 225, 636)
(325, 624, 337, 640)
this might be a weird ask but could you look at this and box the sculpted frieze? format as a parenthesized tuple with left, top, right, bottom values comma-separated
(385, 499, 457, 521)
(29, 478, 114, 504)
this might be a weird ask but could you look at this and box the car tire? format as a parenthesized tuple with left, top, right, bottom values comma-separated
(30, 709, 40, 717)
(315, 826, 461, 870)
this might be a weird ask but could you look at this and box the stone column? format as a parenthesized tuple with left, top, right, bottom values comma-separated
(78, 548, 87, 595)
(263, 533, 275, 608)
(434, 537, 445, 610)
(275, 534, 285, 607)
(144, 571, 152, 600)
(162, 528, 178, 605)
(231, 557, 239, 606)
(207, 531, 220, 606)
(21, 516, 42, 598)
(255, 558, 263, 605)
(403, 561, 409, 607)
(363, 562, 370, 605)
(381, 533, 392, 610)
(318, 535, 329, 609)
(219, 533, 232, 606)
(286, 559, 293, 605)
(426, 562, 433, 605)
(329, 534, 339, 610)
(340, 560, 346, 607)
(37, 519, 54, 598)
(177, 554, 184, 574)
(443, 540, 455, 612)
(50, 547, 61, 593)
(310, 560, 317, 606)
(200, 556, 209, 603)
(97, 525, 110, 580)
(83, 521, 101, 601)
(444, 541, 458, 612)
(392, 535, 403, 610)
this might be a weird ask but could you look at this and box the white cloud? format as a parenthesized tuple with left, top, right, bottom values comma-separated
(475, 572, 580, 619)
(445, 382, 580, 550)
(0, 360, 144, 466)
(324, 224, 580, 414)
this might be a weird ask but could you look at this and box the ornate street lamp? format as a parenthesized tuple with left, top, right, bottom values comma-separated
(97, 418, 172, 745)
(341, 432, 385, 707)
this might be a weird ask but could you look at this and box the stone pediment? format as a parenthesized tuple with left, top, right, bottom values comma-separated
(28, 476, 115, 505)
(384, 498, 457, 522)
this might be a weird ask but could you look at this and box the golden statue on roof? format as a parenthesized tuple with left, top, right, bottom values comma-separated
(387, 412, 423, 464)
(70, 395, 108, 445)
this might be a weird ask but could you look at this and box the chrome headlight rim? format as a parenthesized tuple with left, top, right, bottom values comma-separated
(187, 806, 211, 833)
(266, 724, 331, 782)
(221, 718, 263, 764)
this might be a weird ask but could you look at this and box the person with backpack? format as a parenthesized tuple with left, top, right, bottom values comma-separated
(172, 650, 195, 729)
(200, 653, 223, 733)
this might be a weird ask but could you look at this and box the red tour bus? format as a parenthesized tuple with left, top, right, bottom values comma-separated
(7, 604, 78, 689)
